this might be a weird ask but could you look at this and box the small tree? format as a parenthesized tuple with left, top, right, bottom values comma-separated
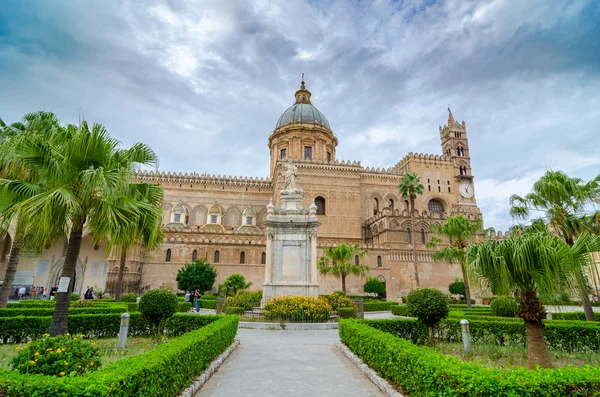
(448, 279, 466, 300)
(139, 288, 178, 339)
(218, 274, 252, 297)
(318, 243, 369, 293)
(363, 277, 386, 297)
(398, 172, 425, 287)
(176, 259, 217, 295)
(406, 288, 449, 345)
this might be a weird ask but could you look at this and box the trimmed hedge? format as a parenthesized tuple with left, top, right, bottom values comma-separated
(0, 306, 128, 317)
(0, 313, 223, 342)
(338, 307, 357, 318)
(200, 299, 217, 309)
(363, 317, 600, 352)
(363, 301, 399, 312)
(178, 302, 192, 312)
(0, 315, 238, 396)
(391, 305, 410, 316)
(339, 319, 600, 396)
(551, 312, 590, 321)
(223, 307, 245, 315)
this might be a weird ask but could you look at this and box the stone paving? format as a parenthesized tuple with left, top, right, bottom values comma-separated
(195, 329, 384, 397)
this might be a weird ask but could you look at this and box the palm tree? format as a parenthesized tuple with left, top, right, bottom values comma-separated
(318, 243, 369, 293)
(510, 170, 600, 320)
(93, 183, 164, 301)
(467, 232, 600, 368)
(426, 215, 482, 308)
(398, 172, 424, 287)
(2, 119, 157, 335)
(0, 112, 61, 308)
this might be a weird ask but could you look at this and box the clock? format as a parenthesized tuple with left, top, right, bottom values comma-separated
(459, 183, 474, 198)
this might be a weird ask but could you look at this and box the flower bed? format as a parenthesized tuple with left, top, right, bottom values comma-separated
(264, 296, 332, 323)
(339, 319, 600, 396)
(0, 315, 238, 396)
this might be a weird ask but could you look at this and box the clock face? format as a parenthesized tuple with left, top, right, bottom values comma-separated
(459, 183, 474, 198)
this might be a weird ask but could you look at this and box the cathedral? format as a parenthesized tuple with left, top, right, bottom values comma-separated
(0, 79, 483, 300)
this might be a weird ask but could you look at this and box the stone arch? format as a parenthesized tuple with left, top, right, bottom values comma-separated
(427, 197, 447, 217)
(162, 203, 173, 225)
(223, 206, 242, 228)
(389, 219, 400, 230)
(384, 193, 399, 212)
(46, 256, 87, 295)
(369, 192, 384, 216)
(190, 204, 207, 225)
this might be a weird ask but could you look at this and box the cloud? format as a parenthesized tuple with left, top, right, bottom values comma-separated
(0, 0, 599, 231)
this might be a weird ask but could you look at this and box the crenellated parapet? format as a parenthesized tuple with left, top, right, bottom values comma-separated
(133, 170, 273, 188)
(393, 152, 453, 173)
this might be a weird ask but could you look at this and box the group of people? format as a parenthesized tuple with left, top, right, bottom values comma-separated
(83, 286, 95, 300)
(184, 290, 201, 306)
(11, 284, 59, 300)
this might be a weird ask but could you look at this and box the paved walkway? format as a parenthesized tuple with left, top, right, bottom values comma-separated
(195, 329, 384, 397)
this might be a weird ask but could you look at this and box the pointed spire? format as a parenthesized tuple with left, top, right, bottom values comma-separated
(300, 73, 305, 90)
(447, 106, 455, 125)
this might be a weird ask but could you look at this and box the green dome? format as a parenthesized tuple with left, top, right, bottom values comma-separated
(276, 103, 331, 131)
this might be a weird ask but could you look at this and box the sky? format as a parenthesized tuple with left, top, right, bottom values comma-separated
(0, 0, 599, 231)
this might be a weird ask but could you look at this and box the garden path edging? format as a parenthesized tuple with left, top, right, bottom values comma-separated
(178, 338, 240, 397)
(336, 342, 404, 397)
(238, 321, 338, 330)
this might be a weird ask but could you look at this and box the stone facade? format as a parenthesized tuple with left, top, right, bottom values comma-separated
(0, 79, 489, 300)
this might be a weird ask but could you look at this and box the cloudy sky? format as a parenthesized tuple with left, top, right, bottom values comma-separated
(1, 0, 599, 231)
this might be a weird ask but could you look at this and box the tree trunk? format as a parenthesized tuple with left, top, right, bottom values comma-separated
(428, 324, 434, 345)
(576, 269, 596, 321)
(341, 274, 346, 294)
(410, 197, 420, 287)
(114, 250, 127, 302)
(49, 227, 84, 336)
(524, 321, 553, 369)
(0, 238, 23, 308)
(517, 290, 553, 369)
(460, 262, 472, 308)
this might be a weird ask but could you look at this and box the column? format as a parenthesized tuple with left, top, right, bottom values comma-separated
(264, 233, 273, 284)
(310, 232, 318, 284)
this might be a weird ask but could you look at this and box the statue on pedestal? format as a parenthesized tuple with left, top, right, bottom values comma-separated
(282, 159, 298, 191)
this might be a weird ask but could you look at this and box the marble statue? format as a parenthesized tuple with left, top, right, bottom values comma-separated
(282, 159, 298, 191)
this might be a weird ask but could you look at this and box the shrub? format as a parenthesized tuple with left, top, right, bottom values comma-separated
(70, 294, 81, 302)
(490, 296, 518, 317)
(264, 296, 332, 323)
(339, 319, 600, 396)
(176, 259, 217, 294)
(224, 290, 262, 310)
(0, 316, 238, 396)
(223, 307, 245, 315)
(177, 302, 192, 312)
(202, 293, 218, 300)
(0, 306, 128, 317)
(448, 279, 466, 298)
(363, 277, 386, 297)
(551, 312, 588, 321)
(406, 288, 449, 344)
(391, 305, 410, 316)
(338, 307, 357, 318)
(119, 293, 139, 302)
(322, 293, 358, 312)
(363, 301, 398, 312)
(218, 274, 252, 296)
(11, 333, 101, 376)
(139, 288, 178, 336)
(200, 299, 217, 310)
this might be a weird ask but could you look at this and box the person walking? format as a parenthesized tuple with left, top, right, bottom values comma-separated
(49, 284, 58, 300)
(40, 287, 46, 299)
(18, 286, 26, 300)
(31, 286, 37, 299)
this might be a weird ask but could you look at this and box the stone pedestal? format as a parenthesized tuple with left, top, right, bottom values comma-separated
(262, 190, 320, 302)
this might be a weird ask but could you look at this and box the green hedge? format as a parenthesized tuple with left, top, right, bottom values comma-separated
(200, 299, 217, 309)
(0, 315, 238, 396)
(363, 301, 399, 312)
(0, 306, 128, 317)
(391, 305, 410, 316)
(551, 312, 590, 321)
(339, 319, 600, 396)
(0, 312, 224, 342)
(223, 307, 245, 315)
(178, 302, 192, 312)
(338, 307, 357, 318)
(364, 317, 600, 352)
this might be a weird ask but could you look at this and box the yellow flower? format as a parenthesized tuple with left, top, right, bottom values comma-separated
(91, 342, 96, 346)
(73, 338, 78, 341)
(71, 371, 77, 375)
(78, 365, 81, 369)
(47, 348, 53, 351)
(29, 360, 36, 365)
(80, 334, 85, 338)
(27, 341, 31, 344)
(34, 352, 40, 356)
(56, 348, 62, 354)
(43, 333, 50, 337)
(15, 347, 21, 351)
(60, 372, 65, 376)
(66, 333, 70, 336)
(90, 361, 95, 366)
(64, 361, 69, 365)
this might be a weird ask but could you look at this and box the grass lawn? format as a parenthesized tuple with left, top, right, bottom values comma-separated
(436, 342, 600, 369)
(0, 336, 168, 370)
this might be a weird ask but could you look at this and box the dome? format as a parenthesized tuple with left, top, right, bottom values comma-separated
(276, 103, 331, 131)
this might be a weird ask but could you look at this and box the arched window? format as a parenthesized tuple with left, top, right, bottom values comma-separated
(192, 250, 197, 261)
(404, 200, 410, 211)
(261, 252, 266, 265)
(165, 249, 171, 262)
(389, 199, 394, 213)
(240, 251, 245, 264)
(421, 228, 426, 244)
(428, 199, 444, 216)
(406, 229, 411, 243)
(214, 250, 220, 264)
(377, 255, 382, 267)
(315, 196, 326, 215)
(354, 255, 360, 266)
(373, 198, 379, 215)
